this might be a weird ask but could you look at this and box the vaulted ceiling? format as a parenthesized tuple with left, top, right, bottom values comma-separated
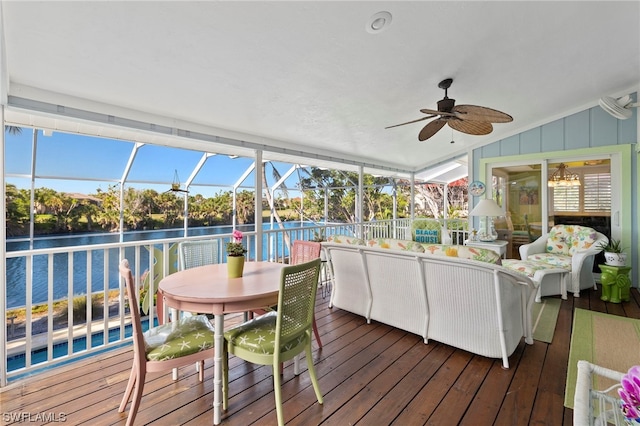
(1, 1, 639, 180)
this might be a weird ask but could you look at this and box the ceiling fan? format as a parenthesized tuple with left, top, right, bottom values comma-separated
(386, 78, 513, 141)
(599, 94, 639, 120)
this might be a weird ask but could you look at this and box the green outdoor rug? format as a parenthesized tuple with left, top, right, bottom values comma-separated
(532, 297, 561, 343)
(564, 308, 640, 409)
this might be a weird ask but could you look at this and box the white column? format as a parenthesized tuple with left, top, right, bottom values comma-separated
(0, 105, 7, 387)
(255, 150, 263, 261)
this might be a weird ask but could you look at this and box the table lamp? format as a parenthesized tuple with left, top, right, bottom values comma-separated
(469, 198, 504, 242)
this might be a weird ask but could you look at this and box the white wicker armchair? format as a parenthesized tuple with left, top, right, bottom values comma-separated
(519, 225, 608, 297)
(573, 360, 626, 426)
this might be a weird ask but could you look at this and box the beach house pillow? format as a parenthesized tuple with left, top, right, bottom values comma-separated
(415, 229, 439, 244)
(412, 219, 442, 244)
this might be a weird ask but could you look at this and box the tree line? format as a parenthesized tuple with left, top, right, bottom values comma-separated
(5, 163, 468, 237)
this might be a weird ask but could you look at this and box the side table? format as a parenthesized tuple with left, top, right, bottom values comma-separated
(599, 264, 632, 303)
(464, 239, 509, 259)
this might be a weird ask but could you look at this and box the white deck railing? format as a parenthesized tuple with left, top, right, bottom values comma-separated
(2, 217, 466, 385)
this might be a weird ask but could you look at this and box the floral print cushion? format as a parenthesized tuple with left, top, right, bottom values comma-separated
(421, 244, 502, 265)
(545, 225, 598, 256)
(365, 238, 425, 253)
(326, 235, 366, 246)
(326, 236, 501, 264)
(502, 259, 568, 278)
(145, 314, 215, 361)
(527, 253, 572, 270)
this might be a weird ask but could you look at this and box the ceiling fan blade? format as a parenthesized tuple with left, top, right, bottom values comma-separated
(448, 119, 493, 135)
(418, 119, 447, 141)
(453, 105, 513, 123)
(420, 108, 456, 117)
(385, 115, 437, 129)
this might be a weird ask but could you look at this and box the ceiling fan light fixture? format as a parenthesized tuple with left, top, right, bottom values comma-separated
(366, 11, 392, 34)
(598, 94, 638, 120)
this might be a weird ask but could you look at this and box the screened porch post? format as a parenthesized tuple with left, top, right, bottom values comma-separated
(444, 182, 449, 225)
(410, 172, 415, 221)
(254, 149, 263, 261)
(119, 143, 140, 243)
(1, 105, 7, 386)
(357, 166, 363, 238)
(324, 184, 328, 224)
(28, 129, 37, 249)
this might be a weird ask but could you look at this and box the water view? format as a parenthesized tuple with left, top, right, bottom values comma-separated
(6, 222, 315, 309)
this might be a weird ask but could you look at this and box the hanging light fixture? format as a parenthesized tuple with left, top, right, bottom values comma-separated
(548, 163, 581, 187)
(164, 169, 189, 193)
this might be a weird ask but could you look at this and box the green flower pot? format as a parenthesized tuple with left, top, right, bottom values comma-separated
(227, 256, 245, 278)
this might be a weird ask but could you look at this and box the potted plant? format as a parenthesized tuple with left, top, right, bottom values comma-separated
(312, 229, 328, 262)
(312, 229, 326, 243)
(226, 230, 247, 277)
(598, 238, 627, 266)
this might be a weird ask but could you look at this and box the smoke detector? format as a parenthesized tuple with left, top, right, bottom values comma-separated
(598, 94, 639, 120)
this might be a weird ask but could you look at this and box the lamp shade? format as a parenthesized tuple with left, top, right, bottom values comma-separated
(469, 199, 503, 217)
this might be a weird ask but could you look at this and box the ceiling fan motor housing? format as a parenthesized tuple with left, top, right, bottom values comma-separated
(438, 97, 456, 114)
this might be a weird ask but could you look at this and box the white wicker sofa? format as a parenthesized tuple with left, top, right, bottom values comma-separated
(322, 237, 537, 369)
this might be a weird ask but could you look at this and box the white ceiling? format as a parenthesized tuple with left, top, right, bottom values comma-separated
(1, 1, 639, 180)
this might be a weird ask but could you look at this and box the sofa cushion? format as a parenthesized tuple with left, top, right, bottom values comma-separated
(503, 259, 567, 278)
(326, 236, 501, 264)
(545, 225, 599, 256)
(527, 253, 572, 270)
(365, 238, 425, 253)
(421, 244, 502, 265)
(326, 235, 366, 246)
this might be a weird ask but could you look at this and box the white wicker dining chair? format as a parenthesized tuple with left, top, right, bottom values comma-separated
(573, 360, 626, 426)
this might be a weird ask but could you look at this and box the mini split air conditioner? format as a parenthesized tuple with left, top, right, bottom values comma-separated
(598, 94, 639, 119)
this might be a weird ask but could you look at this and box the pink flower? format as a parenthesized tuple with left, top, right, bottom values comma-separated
(620, 366, 640, 420)
(232, 230, 243, 243)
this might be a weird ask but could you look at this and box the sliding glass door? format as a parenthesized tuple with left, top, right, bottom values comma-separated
(492, 163, 543, 258)
(490, 156, 614, 260)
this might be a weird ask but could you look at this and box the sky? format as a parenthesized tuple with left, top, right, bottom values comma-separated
(4, 128, 311, 198)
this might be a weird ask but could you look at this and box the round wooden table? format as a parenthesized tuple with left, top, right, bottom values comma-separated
(159, 261, 286, 425)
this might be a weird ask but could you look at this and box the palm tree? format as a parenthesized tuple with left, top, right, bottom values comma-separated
(262, 162, 292, 248)
(4, 126, 22, 135)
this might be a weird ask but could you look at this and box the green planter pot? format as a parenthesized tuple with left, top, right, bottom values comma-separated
(227, 256, 245, 278)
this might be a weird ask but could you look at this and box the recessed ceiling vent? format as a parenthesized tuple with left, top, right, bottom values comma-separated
(599, 94, 639, 120)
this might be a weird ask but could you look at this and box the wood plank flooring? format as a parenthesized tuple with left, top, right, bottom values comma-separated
(2, 285, 640, 425)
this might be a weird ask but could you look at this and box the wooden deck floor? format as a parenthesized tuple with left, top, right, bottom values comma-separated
(2, 285, 640, 425)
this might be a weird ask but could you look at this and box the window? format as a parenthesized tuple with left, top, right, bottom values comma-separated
(553, 186, 580, 212)
(583, 172, 611, 212)
(551, 167, 611, 214)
